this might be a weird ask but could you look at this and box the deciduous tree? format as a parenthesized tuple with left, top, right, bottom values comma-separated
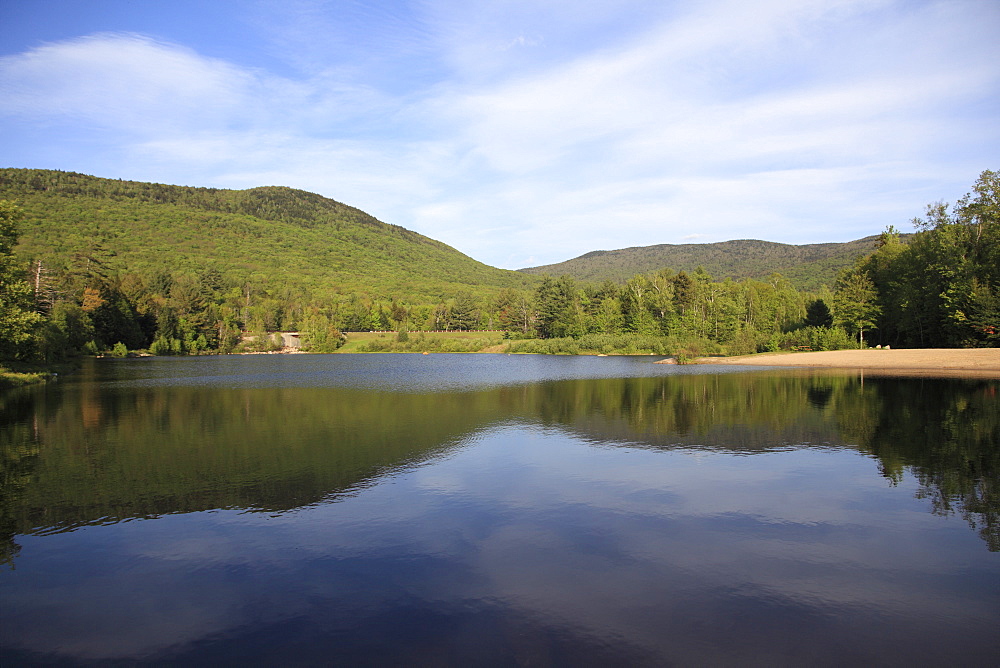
(834, 269, 880, 347)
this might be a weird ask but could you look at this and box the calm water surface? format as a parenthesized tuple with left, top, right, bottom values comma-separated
(1, 354, 998, 666)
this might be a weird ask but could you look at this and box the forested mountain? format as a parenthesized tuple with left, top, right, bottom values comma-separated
(1, 167, 994, 363)
(519, 237, 904, 291)
(0, 168, 533, 302)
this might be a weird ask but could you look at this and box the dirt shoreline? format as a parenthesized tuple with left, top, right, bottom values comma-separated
(693, 348, 1000, 377)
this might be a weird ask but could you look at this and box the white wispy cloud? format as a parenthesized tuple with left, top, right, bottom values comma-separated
(1, 0, 997, 268)
(0, 34, 258, 131)
(408, 0, 999, 264)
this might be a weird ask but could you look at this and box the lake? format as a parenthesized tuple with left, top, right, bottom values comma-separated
(1, 354, 998, 666)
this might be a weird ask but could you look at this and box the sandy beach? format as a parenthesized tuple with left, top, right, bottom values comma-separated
(694, 348, 1000, 376)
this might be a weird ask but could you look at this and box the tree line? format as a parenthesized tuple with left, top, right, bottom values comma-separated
(0, 196, 837, 362)
(1, 171, 996, 364)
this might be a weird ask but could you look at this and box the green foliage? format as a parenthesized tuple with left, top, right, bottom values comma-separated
(535, 275, 581, 338)
(779, 326, 856, 351)
(725, 328, 770, 356)
(110, 342, 128, 357)
(964, 281, 1000, 346)
(573, 333, 676, 355)
(492, 288, 534, 334)
(149, 337, 167, 356)
(804, 299, 833, 328)
(300, 314, 347, 353)
(42, 303, 95, 361)
(505, 337, 582, 355)
(149, 336, 183, 356)
(448, 292, 481, 331)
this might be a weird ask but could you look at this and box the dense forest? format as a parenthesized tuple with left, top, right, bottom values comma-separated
(0, 169, 996, 365)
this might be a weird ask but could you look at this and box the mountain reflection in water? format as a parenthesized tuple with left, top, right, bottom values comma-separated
(1, 355, 998, 665)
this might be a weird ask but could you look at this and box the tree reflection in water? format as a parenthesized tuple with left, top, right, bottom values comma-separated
(1, 366, 998, 565)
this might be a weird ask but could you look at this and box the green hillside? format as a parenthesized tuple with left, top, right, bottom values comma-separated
(0, 168, 533, 302)
(2, 168, 894, 298)
(519, 237, 906, 291)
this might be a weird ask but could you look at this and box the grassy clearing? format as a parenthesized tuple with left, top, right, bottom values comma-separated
(339, 331, 506, 353)
(334, 332, 732, 358)
(502, 334, 724, 359)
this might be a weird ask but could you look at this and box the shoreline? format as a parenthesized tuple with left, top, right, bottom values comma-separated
(693, 348, 1000, 377)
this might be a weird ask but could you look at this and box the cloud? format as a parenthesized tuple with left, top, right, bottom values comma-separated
(0, 34, 260, 132)
(0, 32, 438, 209)
(416, 0, 999, 263)
(0, 33, 398, 135)
(438, 1, 993, 179)
(1, 1, 997, 268)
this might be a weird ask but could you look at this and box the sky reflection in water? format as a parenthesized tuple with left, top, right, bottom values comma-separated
(1, 355, 998, 665)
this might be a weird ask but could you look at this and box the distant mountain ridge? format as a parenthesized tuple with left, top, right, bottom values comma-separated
(519, 236, 905, 291)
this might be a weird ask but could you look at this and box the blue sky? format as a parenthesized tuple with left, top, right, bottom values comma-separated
(2, 0, 998, 269)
